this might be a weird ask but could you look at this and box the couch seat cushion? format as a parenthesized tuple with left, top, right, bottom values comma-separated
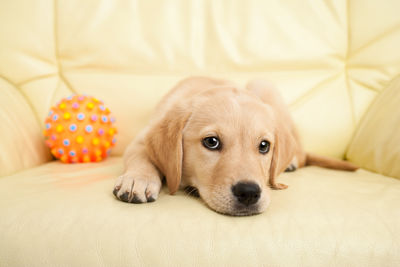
(0, 157, 399, 267)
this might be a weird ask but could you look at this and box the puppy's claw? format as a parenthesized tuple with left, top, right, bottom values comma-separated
(130, 195, 143, 204)
(120, 192, 130, 202)
(147, 196, 156, 202)
(113, 174, 161, 204)
(112, 187, 119, 197)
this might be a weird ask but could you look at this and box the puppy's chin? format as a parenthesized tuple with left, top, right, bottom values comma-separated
(198, 187, 269, 216)
(207, 200, 268, 216)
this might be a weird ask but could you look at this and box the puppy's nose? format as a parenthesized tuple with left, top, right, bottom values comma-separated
(232, 182, 261, 206)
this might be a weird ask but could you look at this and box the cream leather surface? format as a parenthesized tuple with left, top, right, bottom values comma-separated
(0, 157, 399, 267)
(347, 76, 400, 178)
(1, 0, 400, 266)
(1, 0, 400, 172)
(0, 79, 51, 177)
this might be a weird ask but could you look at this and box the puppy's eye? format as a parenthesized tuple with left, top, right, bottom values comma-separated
(259, 140, 270, 154)
(202, 136, 221, 150)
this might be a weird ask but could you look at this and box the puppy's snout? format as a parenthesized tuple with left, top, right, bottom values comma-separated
(232, 182, 261, 206)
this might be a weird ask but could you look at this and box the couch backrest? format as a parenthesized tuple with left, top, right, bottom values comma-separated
(1, 0, 400, 176)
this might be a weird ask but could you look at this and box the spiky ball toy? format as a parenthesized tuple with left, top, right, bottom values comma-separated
(43, 94, 117, 163)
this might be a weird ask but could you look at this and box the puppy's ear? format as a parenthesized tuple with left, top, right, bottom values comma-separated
(269, 121, 296, 190)
(246, 80, 295, 190)
(145, 103, 191, 194)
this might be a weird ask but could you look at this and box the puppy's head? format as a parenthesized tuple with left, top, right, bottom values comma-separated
(146, 86, 295, 216)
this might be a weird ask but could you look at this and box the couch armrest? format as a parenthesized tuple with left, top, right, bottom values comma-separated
(347, 75, 400, 179)
(0, 78, 51, 177)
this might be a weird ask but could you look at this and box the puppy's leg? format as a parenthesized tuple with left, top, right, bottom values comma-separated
(284, 156, 298, 172)
(113, 135, 162, 203)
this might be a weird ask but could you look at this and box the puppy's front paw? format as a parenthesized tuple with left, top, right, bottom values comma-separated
(113, 174, 161, 203)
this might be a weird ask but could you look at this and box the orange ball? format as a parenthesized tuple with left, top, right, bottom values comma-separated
(43, 94, 117, 163)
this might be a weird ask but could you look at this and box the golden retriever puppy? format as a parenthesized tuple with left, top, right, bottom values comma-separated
(113, 77, 358, 216)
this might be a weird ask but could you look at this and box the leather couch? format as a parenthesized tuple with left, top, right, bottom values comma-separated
(1, 1, 400, 266)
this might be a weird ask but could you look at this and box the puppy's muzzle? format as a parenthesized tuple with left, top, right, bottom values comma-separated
(231, 182, 261, 206)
